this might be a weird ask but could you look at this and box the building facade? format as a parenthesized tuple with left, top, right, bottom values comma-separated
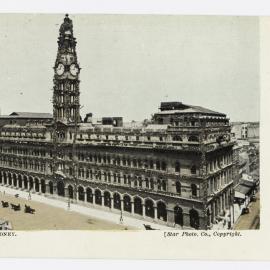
(0, 15, 236, 229)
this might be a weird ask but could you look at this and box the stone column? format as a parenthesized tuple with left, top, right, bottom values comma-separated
(93, 194, 96, 205)
(183, 212, 190, 228)
(167, 207, 175, 226)
(142, 204, 145, 217)
(120, 199, 123, 211)
(154, 206, 157, 220)
(131, 201, 134, 214)
(101, 195, 104, 206)
(111, 198, 114, 209)
(45, 183, 50, 194)
(64, 187, 69, 198)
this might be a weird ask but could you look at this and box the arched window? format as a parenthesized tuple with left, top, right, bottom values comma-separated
(150, 178, 154, 189)
(172, 135, 182, 141)
(191, 165, 196, 174)
(188, 135, 199, 142)
(161, 161, 167, 171)
(175, 161, 180, 173)
(145, 178, 149, 189)
(162, 180, 167, 191)
(176, 181, 181, 194)
(191, 184, 197, 197)
(156, 160, 161, 170)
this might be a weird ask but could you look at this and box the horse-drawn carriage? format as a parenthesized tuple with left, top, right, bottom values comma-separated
(11, 203, 21, 211)
(1, 201, 9, 208)
(24, 204, 35, 214)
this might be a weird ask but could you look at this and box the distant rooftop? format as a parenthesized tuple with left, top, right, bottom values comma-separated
(0, 112, 53, 119)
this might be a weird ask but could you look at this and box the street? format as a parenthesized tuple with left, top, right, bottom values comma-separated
(233, 192, 260, 230)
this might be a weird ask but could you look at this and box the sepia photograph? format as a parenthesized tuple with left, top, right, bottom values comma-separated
(0, 13, 260, 232)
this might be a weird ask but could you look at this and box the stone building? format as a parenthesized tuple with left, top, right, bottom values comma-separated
(0, 15, 236, 229)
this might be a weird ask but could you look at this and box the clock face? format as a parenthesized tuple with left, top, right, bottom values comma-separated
(56, 63, 65, 76)
(70, 64, 79, 76)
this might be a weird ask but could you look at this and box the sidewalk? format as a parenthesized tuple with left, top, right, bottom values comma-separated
(0, 186, 171, 230)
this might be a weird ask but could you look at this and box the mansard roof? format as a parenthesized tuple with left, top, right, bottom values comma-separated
(157, 102, 226, 117)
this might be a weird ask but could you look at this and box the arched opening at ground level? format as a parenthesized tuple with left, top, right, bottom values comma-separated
(57, 181, 65, 197)
(104, 191, 111, 208)
(34, 178, 40, 193)
(145, 199, 154, 218)
(157, 201, 167, 222)
(86, 187, 93, 203)
(13, 174, 17, 187)
(134, 197, 142, 215)
(18, 175, 23, 188)
(174, 206, 183, 226)
(113, 193, 121, 210)
(68, 185, 74, 199)
(49, 181, 53, 194)
(190, 209, 200, 229)
(123, 195, 131, 213)
(95, 189, 102, 205)
(29, 177, 34, 190)
(78, 186, 85, 201)
(41, 179, 46, 194)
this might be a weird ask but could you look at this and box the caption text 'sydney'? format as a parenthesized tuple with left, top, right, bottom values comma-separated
(164, 231, 242, 238)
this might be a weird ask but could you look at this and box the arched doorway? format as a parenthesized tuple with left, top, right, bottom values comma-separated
(34, 178, 40, 192)
(49, 181, 54, 194)
(18, 175, 23, 188)
(174, 206, 183, 226)
(13, 174, 17, 187)
(8, 173, 12, 186)
(29, 177, 34, 190)
(190, 209, 200, 229)
(86, 187, 93, 203)
(134, 197, 143, 215)
(78, 186, 85, 201)
(3, 172, 7, 185)
(23, 176, 28, 189)
(41, 179, 46, 193)
(157, 201, 167, 221)
(57, 181, 65, 197)
(95, 189, 102, 205)
(113, 193, 121, 210)
(123, 195, 131, 213)
(104, 191, 111, 208)
(68, 185, 74, 199)
(145, 199, 154, 218)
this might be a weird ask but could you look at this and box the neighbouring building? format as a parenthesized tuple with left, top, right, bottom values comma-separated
(0, 15, 237, 229)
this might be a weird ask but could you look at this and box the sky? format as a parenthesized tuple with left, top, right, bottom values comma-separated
(0, 14, 260, 122)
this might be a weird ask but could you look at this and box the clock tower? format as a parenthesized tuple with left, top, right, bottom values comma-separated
(53, 14, 81, 124)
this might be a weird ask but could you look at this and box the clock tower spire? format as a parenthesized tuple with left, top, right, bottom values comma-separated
(53, 14, 81, 124)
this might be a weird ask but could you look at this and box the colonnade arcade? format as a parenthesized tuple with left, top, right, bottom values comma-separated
(0, 170, 201, 229)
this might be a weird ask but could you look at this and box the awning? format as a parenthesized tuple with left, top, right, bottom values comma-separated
(234, 191, 246, 199)
(235, 184, 252, 195)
